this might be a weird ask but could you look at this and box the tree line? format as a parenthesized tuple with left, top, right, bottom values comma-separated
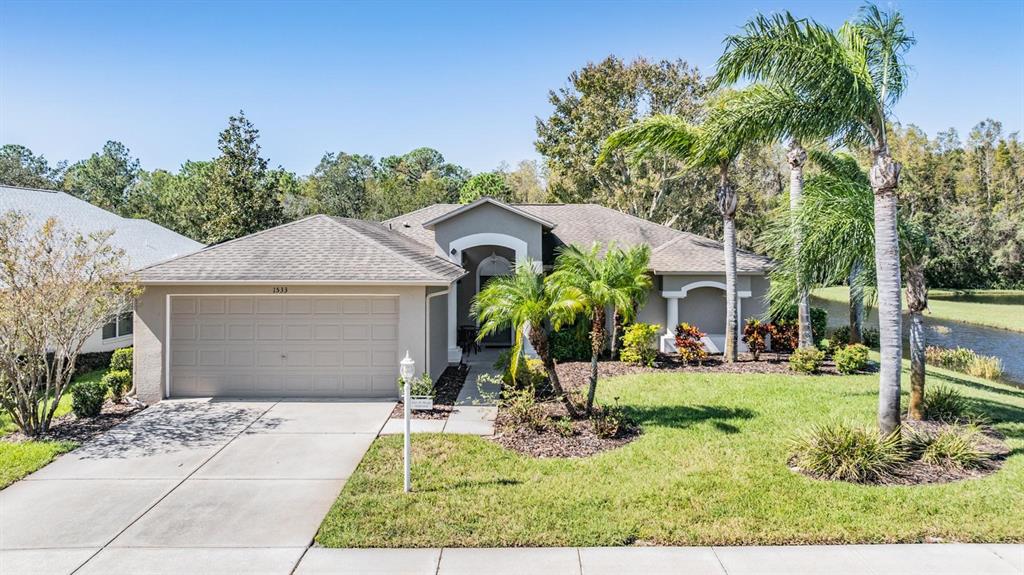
(1, 58, 1020, 288)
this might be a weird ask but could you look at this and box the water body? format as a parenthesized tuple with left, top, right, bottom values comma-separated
(811, 295, 1024, 386)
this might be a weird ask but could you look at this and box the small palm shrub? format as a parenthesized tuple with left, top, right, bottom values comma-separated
(674, 323, 707, 364)
(742, 319, 769, 360)
(789, 347, 825, 374)
(791, 422, 906, 483)
(922, 385, 971, 422)
(620, 322, 659, 367)
(834, 344, 870, 374)
(102, 370, 132, 402)
(109, 347, 133, 373)
(905, 426, 991, 471)
(71, 379, 108, 418)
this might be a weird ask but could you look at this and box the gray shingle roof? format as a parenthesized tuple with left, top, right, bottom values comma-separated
(136, 215, 466, 284)
(385, 202, 773, 274)
(0, 185, 204, 270)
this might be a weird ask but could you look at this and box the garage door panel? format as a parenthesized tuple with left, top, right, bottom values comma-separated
(170, 295, 400, 398)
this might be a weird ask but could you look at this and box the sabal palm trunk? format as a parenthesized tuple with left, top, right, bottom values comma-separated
(906, 264, 928, 420)
(717, 166, 739, 363)
(788, 144, 813, 348)
(586, 307, 607, 415)
(848, 260, 864, 344)
(529, 325, 579, 418)
(871, 150, 903, 436)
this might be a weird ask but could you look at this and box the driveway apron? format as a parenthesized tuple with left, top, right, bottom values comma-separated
(0, 398, 394, 574)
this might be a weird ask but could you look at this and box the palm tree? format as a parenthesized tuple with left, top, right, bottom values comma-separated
(711, 5, 916, 435)
(472, 259, 583, 418)
(608, 244, 653, 359)
(547, 243, 643, 415)
(599, 113, 747, 363)
(901, 220, 929, 420)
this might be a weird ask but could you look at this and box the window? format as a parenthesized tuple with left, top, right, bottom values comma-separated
(102, 312, 134, 340)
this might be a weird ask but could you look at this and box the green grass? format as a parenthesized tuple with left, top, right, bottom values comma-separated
(814, 286, 1024, 332)
(317, 362, 1024, 547)
(0, 368, 107, 489)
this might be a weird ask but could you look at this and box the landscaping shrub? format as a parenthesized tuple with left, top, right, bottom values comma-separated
(767, 319, 798, 353)
(742, 319, 769, 360)
(551, 416, 575, 437)
(776, 305, 828, 343)
(922, 385, 971, 422)
(620, 322, 659, 367)
(833, 325, 880, 348)
(834, 344, 870, 374)
(789, 347, 825, 374)
(501, 384, 545, 430)
(102, 370, 132, 402)
(966, 355, 1004, 380)
(109, 347, 133, 373)
(905, 426, 991, 471)
(494, 350, 547, 388)
(861, 327, 880, 348)
(396, 373, 434, 398)
(790, 422, 906, 483)
(592, 400, 627, 439)
(673, 323, 707, 365)
(550, 322, 590, 362)
(71, 379, 108, 418)
(817, 338, 837, 358)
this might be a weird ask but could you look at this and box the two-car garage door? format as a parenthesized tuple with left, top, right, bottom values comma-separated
(169, 295, 399, 398)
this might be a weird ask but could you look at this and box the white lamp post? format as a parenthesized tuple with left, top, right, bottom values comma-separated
(399, 351, 415, 493)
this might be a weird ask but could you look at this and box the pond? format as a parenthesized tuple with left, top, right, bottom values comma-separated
(811, 296, 1024, 387)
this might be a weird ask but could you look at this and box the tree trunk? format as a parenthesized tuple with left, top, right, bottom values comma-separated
(906, 263, 928, 421)
(788, 143, 813, 348)
(848, 260, 864, 344)
(717, 166, 739, 363)
(870, 149, 903, 436)
(529, 326, 578, 418)
(610, 311, 621, 360)
(586, 308, 607, 415)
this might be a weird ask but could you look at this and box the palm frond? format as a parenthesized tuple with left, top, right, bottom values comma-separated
(807, 149, 870, 185)
(598, 115, 702, 167)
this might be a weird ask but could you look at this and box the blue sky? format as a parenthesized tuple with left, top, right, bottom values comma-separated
(1, 1, 1022, 175)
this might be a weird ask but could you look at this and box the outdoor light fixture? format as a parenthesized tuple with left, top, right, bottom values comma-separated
(400, 351, 415, 493)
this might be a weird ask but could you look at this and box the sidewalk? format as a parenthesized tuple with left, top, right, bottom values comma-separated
(295, 544, 1023, 575)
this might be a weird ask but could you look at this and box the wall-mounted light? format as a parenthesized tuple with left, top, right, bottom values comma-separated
(450, 248, 457, 255)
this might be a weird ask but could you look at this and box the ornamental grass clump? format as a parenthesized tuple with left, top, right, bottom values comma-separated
(922, 385, 971, 423)
(905, 426, 992, 471)
(790, 422, 906, 483)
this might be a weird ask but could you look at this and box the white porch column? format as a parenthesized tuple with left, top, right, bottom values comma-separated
(660, 296, 680, 353)
(447, 284, 460, 363)
(737, 291, 752, 352)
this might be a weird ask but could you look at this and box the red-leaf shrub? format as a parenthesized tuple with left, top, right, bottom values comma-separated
(674, 322, 708, 365)
(742, 319, 770, 360)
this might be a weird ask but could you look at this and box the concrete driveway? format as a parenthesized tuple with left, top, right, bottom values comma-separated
(0, 398, 394, 574)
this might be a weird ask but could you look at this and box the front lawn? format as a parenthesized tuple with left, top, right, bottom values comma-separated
(814, 286, 1024, 333)
(0, 368, 107, 489)
(317, 362, 1024, 547)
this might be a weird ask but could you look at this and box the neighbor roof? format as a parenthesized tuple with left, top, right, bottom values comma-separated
(0, 185, 204, 270)
(385, 202, 773, 274)
(136, 215, 466, 284)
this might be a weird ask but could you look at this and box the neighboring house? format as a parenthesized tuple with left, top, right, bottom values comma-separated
(0, 185, 204, 353)
(132, 197, 771, 404)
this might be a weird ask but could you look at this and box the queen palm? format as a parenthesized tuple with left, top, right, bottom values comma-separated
(712, 5, 916, 435)
(599, 112, 747, 363)
(547, 243, 649, 415)
(472, 259, 583, 418)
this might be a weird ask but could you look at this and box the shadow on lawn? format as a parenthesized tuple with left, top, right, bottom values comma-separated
(420, 477, 523, 493)
(625, 404, 756, 434)
(927, 370, 1024, 399)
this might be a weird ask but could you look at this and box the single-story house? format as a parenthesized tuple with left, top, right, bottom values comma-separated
(132, 198, 772, 403)
(0, 184, 204, 353)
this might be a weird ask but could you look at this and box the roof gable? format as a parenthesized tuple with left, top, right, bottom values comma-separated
(421, 197, 555, 230)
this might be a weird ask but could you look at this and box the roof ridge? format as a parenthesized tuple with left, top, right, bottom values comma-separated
(131, 214, 322, 274)
(0, 184, 62, 194)
(325, 216, 460, 278)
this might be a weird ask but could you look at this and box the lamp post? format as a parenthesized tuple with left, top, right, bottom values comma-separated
(400, 351, 415, 493)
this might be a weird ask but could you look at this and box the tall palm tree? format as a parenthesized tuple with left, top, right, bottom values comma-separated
(599, 113, 747, 363)
(712, 5, 915, 435)
(901, 220, 929, 420)
(547, 243, 641, 415)
(608, 244, 653, 359)
(472, 260, 583, 418)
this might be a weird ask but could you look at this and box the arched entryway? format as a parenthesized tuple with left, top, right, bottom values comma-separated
(659, 280, 752, 354)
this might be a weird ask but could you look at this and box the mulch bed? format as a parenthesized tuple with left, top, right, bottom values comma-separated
(389, 364, 467, 420)
(3, 399, 145, 444)
(791, 420, 1011, 486)
(491, 400, 641, 458)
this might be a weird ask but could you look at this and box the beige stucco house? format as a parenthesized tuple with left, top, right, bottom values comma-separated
(132, 198, 772, 403)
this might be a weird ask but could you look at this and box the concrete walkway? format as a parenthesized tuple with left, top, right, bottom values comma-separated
(0, 398, 394, 575)
(296, 544, 1023, 574)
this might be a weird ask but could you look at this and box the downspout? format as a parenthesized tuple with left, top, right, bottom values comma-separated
(425, 286, 451, 378)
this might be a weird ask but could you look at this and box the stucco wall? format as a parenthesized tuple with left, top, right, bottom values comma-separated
(133, 284, 429, 404)
(427, 286, 449, 381)
(432, 202, 544, 262)
(634, 273, 770, 336)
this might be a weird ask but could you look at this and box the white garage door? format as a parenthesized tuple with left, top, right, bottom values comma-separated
(169, 295, 399, 398)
